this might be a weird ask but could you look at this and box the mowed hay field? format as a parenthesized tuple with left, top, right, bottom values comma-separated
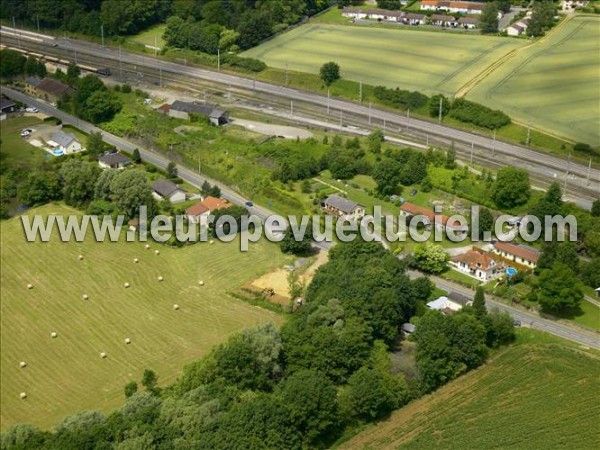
(242, 24, 524, 96)
(467, 16, 600, 146)
(341, 334, 600, 449)
(0, 205, 287, 429)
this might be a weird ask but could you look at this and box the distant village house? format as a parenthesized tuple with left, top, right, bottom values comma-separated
(323, 194, 365, 220)
(492, 241, 540, 268)
(48, 131, 82, 154)
(186, 195, 232, 226)
(151, 179, 186, 204)
(451, 249, 502, 281)
(165, 101, 229, 126)
(427, 292, 473, 314)
(29, 78, 74, 104)
(98, 152, 131, 169)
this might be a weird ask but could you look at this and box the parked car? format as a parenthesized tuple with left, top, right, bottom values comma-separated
(410, 189, 418, 196)
(513, 320, 522, 327)
(245, 201, 254, 207)
(20, 129, 33, 137)
(25, 107, 38, 113)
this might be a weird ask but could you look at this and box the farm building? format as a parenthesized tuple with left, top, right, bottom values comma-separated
(151, 179, 186, 203)
(186, 196, 232, 225)
(48, 131, 82, 154)
(168, 101, 229, 126)
(458, 17, 479, 28)
(323, 194, 365, 219)
(450, 250, 502, 281)
(427, 292, 473, 314)
(400, 202, 467, 235)
(421, 0, 485, 14)
(492, 241, 540, 268)
(32, 78, 74, 104)
(98, 152, 131, 169)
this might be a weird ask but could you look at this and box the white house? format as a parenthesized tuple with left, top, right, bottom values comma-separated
(403, 13, 426, 25)
(427, 292, 472, 314)
(48, 131, 82, 154)
(430, 14, 458, 27)
(421, 0, 485, 14)
(450, 250, 502, 281)
(457, 17, 479, 29)
(323, 194, 365, 220)
(151, 179, 186, 204)
(492, 241, 540, 269)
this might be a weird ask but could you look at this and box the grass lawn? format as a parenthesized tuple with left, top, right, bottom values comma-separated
(0, 204, 288, 430)
(241, 24, 524, 97)
(129, 24, 166, 48)
(0, 116, 48, 169)
(467, 16, 600, 147)
(340, 329, 600, 449)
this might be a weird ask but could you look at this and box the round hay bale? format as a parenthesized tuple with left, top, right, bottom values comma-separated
(155, 250, 160, 255)
(20, 392, 27, 400)
(158, 276, 164, 282)
(27, 283, 33, 290)
(78, 254, 84, 261)
(145, 244, 150, 249)
(124, 338, 131, 344)
(82, 294, 89, 300)
(50, 332, 58, 339)
(173, 304, 180, 311)
(100, 352, 107, 359)
(133, 258, 139, 264)
(199, 280, 204, 286)
(209, 240, 214, 245)
(19, 361, 27, 368)
(124, 282, 130, 288)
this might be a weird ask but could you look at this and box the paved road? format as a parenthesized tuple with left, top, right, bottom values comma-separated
(1, 27, 598, 209)
(4, 87, 598, 349)
(408, 271, 600, 349)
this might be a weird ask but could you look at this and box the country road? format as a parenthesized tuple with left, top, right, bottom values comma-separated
(2, 87, 598, 350)
(1, 26, 598, 210)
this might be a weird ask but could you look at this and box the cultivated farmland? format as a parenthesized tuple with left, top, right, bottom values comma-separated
(0, 205, 286, 429)
(467, 16, 600, 146)
(341, 331, 600, 449)
(242, 24, 524, 96)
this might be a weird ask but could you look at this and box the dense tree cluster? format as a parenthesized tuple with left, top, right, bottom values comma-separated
(527, 1, 558, 37)
(374, 86, 429, 111)
(449, 98, 511, 129)
(58, 74, 122, 124)
(0, 50, 46, 78)
(491, 167, 531, 209)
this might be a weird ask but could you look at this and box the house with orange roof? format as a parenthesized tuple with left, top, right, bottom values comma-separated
(492, 241, 540, 269)
(185, 196, 232, 225)
(399, 202, 467, 236)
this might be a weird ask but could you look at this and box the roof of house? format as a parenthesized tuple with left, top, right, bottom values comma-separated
(366, 8, 404, 17)
(401, 323, 416, 333)
(458, 17, 479, 24)
(0, 98, 16, 110)
(509, 23, 525, 31)
(324, 194, 361, 214)
(170, 101, 228, 118)
(50, 131, 76, 148)
(25, 76, 41, 86)
(494, 241, 540, 263)
(400, 202, 464, 230)
(431, 14, 456, 20)
(451, 250, 497, 271)
(448, 292, 473, 307)
(201, 196, 232, 212)
(450, 1, 485, 10)
(186, 201, 210, 217)
(422, 0, 451, 6)
(405, 12, 426, 19)
(152, 179, 182, 198)
(36, 78, 72, 97)
(427, 293, 472, 311)
(99, 152, 131, 166)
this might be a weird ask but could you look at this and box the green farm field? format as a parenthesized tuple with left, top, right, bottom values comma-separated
(467, 15, 600, 146)
(341, 330, 600, 449)
(242, 24, 524, 96)
(0, 205, 286, 429)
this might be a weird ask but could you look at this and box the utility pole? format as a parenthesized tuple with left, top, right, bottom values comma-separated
(368, 102, 371, 125)
(13, 17, 20, 47)
(470, 142, 474, 165)
(159, 68, 162, 87)
(217, 48, 220, 72)
(383, 118, 386, 134)
(327, 89, 330, 115)
(36, 15, 40, 32)
(74, 49, 78, 65)
(564, 153, 571, 192)
(154, 36, 158, 57)
(359, 81, 363, 103)
(438, 97, 443, 124)
(339, 110, 343, 132)
(526, 121, 531, 146)
(253, 73, 256, 91)
(586, 157, 592, 186)
(406, 109, 410, 130)
(426, 134, 429, 147)
(285, 62, 288, 86)
(492, 129, 496, 157)
(101, 24, 104, 47)
(119, 45, 122, 80)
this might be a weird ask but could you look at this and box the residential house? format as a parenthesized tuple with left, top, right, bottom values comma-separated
(185, 196, 232, 226)
(151, 179, 186, 204)
(507, 17, 530, 36)
(451, 250, 502, 281)
(342, 7, 404, 22)
(323, 194, 365, 219)
(427, 292, 472, 314)
(48, 131, 82, 154)
(403, 13, 426, 25)
(168, 101, 229, 126)
(400, 202, 467, 235)
(421, 0, 485, 14)
(0, 98, 17, 114)
(24, 76, 41, 96)
(33, 78, 74, 104)
(98, 152, 131, 169)
(430, 14, 458, 27)
(401, 323, 416, 335)
(341, 7, 369, 20)
(492, 241, 540, 268)
(458, 17, 479, 28)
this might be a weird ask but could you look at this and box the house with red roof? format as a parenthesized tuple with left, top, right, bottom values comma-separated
(492, 241, 540, 268)
(185, 196, 232, 225)
(451, 249, 503, 281)
(400, 202, 467, 236)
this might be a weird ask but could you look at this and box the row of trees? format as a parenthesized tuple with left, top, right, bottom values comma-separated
(58, 74, 122, 124)
(0, 50, 47, 79)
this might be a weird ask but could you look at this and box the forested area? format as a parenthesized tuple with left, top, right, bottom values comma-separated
(0, 241, 516, 449)
(0, 0, 330, 51)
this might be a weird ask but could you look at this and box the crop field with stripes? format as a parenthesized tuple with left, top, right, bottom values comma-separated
(467, 16, 600, 146)
(242, 23, 524, 96)
(0, 205, 286, 429)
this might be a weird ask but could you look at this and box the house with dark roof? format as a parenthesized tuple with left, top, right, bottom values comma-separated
(151, 179, 186, 203)
(451, 249, 502, 281)
(430, 14, 457, 26)
(458, 16, 479, 28)
(403, 13, 426, 25)
(98, 152, 131, 169)
(34, 78, 74, 104)
(168, 101, 229, 126)
(48, 131, 82, 154)
(323, 194, 365, 219)
(492, 241, 540, 268)
(0, 98, 17, 114)
(25, 76, 41, 96)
